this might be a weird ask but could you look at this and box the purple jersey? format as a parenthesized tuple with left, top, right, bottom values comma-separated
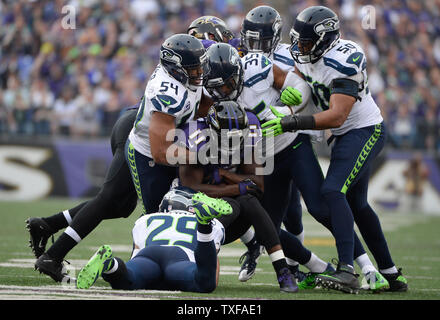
(202, 38, 247, 57)
(177, 112, 262, 182)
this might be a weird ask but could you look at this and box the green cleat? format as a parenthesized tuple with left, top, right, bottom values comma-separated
(315, 261, 360, 294)
(382, 268, 408, 292)
(361, 271, 390, 292)
(298, 263, 335, 290)
(77, 245, 113, 289)
(191, 192, 232, 224)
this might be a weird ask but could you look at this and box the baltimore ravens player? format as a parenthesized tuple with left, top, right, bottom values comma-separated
(177, 99, 298, 293)
(187, 15, 246, 57)
(126, 33, 212, 215)
(262, 6, 408, 293)
(200, 44, 339, 289)
(77, 188, 231, 293)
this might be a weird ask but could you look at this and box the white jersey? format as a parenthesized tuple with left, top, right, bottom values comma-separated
(237, 52, 298, 155)
(131, 211, 225, 262)
(128, 65, 203, 158)
(294, 39, 383, 136)
(272, 43, 323, 141)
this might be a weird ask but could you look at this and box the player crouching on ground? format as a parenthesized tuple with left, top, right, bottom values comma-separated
(76, 188, 231, 293)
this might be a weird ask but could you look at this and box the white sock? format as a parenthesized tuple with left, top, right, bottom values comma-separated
(355, 253, 377, 275)
(304, 253, 328, 273)
(380, 266, 398, 274)
(269, 250, 285, 263)
(65, 226, 81, 243)
(63, 210, 72, 225)
(240, 228, 255, 245)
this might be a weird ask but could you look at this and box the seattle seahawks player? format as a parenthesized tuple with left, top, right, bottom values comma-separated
(262, 6, 408, 293)
(239, 5, 390, 292)
(200, 44, 337, 288)
(77, 188, 231, 293)
(240, 5, 321, 280)
(178, 99, 298, 293)
(126, 34, 212, 215)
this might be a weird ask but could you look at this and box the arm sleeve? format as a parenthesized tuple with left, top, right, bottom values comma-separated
(281, 71, 312, 113)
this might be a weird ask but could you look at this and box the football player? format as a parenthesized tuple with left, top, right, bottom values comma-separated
(262, 6, 408, 293)
(178, 98, 298, 293)
(76, 187, 231, 293)
(28, 106, 140, 282)
(197, 44, 336, 287)
(239, 5, 390, 291)
(187, 15, 246, 56)
(126, 33, 212, 215)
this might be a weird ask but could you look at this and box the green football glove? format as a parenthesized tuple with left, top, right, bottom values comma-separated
(261, 106, 316, 137)
(281, 86, 302, 106)
(261, 106, 286, 137)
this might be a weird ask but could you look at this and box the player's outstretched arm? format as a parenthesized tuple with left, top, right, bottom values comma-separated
(262, 92, 356, 136)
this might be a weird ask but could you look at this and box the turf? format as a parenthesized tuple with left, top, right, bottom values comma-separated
(1, 197, 439, 301)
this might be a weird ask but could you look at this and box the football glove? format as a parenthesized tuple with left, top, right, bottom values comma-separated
(261, 106, 315, 137)
(238, 179, 263, 201)
(281, 86, 302, 106)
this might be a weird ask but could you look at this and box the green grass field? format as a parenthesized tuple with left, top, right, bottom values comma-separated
(1, 197, 439, 301)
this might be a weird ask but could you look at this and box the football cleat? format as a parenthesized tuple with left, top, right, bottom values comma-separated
(288, 264, 307, 283)
(191, 192, 232, 225)
(315, 260, 360, 294)
(277, 267, 299, 293)
(238, 245, 263, 282)
(26, 217, 55, 258)
(382, 268, 408, 292)
(298, 262, 335, 290)
(35, 252, 69, 283)
(361, 271, 390, 292)
(77, 245, 114, 289)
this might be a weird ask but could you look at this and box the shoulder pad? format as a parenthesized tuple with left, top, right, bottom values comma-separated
(324, 40, 366, 76)
(242, 53, 273, 87)
(273, 43, 295, 68)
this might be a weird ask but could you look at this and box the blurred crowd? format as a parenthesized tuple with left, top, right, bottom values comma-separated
(0, 0, 439, 153)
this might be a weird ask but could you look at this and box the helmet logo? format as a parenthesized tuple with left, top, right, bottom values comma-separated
(229, 48, 239, 65)
(314, 18, 339, 34)
(160, 48, 182, 65)
(208, 108, 220, 130)
(272, 16, 282, 33)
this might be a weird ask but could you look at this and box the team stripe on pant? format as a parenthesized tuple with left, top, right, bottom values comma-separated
(340, 123, 382, 194)
(127, 141, 146, 213)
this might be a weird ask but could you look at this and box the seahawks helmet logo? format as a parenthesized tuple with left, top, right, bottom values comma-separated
(272, 16, 282, 34)
(160, 48, 182, 65)
(314, 18, 339, 34)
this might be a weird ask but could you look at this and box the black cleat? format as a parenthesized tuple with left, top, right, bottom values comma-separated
(315, 260, 360, 294)
(277, 267, 299, 293)
(238, 245, 263, 282)
(35, 252, 69, 283)
(288, 264, 307, 283)
(26, 217, 54, 258)
(382, 268, 408, 292)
